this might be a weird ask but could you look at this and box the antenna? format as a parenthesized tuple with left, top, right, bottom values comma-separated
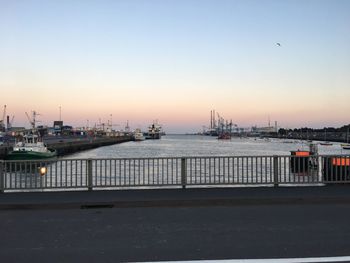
(59, 106, 62, 121)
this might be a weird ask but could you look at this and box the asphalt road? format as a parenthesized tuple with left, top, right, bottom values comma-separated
(1, 203, 350, 262)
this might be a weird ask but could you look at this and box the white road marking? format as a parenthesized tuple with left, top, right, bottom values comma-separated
(151, 256, 350, 263)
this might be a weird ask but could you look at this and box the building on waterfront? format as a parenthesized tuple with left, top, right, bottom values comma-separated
(251, 121, 278, 135)
(53, 121, 63, 135)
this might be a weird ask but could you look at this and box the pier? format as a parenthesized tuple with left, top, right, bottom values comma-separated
(0, 135, 132, 159)
(47, 135, 132, 156)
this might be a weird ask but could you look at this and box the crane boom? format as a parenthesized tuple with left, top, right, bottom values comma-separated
(25, 111, 35, 129)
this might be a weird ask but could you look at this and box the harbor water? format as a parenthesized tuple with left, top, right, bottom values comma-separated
(65, 134, 346, 159)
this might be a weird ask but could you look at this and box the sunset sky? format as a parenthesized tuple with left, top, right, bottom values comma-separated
(1, 0, 349, 133)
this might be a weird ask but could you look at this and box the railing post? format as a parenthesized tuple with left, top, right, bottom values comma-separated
(0, 161, 4, 193)
(273, 155, 279, 187)
(181, 158, 187, 189)
(87, 159, 93, 191)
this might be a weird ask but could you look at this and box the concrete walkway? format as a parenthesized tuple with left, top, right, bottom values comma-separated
(1, 185, 350, 210)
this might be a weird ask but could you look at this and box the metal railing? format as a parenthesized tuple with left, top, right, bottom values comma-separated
(1, 154, 350, 192)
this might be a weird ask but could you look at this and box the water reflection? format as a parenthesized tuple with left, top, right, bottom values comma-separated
(65, 135, 346, 159)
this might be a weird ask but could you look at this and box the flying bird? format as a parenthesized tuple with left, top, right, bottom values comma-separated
(276, 43, 281, 47)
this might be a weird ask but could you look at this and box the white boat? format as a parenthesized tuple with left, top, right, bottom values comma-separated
(133, 128, 145, 141)
(145, 121, 163, 139)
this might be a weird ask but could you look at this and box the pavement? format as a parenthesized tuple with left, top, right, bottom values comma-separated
(2, 186, 350, 262)
(2, 185, 350, 210)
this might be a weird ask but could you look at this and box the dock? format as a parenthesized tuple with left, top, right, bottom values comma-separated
(0, 135, 132, 159)
(47, 135, 132, 156)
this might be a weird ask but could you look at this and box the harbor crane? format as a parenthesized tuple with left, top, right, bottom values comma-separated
(25, 111, 40, 129)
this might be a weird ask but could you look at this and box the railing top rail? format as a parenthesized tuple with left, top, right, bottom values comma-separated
(61, 154, 349, 160)
(2, 154, 350, 163)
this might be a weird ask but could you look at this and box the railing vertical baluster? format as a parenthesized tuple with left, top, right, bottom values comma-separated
(241, 157, 244, 184)
(87, 159, 93, 191)
(119, 159, 122, 186)
(138, 159, 140, 186)
(147, 159, 150, 186)
(273, 155, 279, 187)
(55, 161, 57, 188)
(0, 161, 4, 193)
(108, 159, 110, 186)
(205, 158, 208, 184)
(246, 157, 249, 184)
(99, 160, 102, 187)
(346, 155, 349, 182)
(133, 159, 136, 186)
(114, 159, 117, 186)
(181, 157, 187, 189)
(123, 159, 125, 186)
(169, 158, 171, 185)
(195, 158, 197, 185)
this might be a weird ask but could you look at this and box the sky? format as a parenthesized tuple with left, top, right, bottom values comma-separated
(1, 0, 350, 133)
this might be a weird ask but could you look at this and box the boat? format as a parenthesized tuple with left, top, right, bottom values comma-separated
(320, 129, 333, 146)
(133, 128, 145, 141)
(320, 142, 333, 146)
(218, 132, 231, 140)
(282, 140, 294, 144)
(342, 145, 350, 150)
(5, 133, 57, 160)
(5, 110, 57, 160)
(145, 121, 163, 139)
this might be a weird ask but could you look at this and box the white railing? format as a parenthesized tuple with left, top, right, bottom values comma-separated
(1, 155, 350, 192)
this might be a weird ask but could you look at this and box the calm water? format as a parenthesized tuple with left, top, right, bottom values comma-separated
(65, 135, 347, 159)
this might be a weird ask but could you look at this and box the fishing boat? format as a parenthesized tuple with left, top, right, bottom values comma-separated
(5, 133, 57, 160)
(133, 128, 145, 141)
(5, 110, 57, 160)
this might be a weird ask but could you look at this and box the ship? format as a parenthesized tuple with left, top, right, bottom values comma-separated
(5, 110, 57, 160)
(5, 133, 57, 160)
(133, 128, 145, 141)
(145, 121, 163, 139)
(218, 132, 231, 140)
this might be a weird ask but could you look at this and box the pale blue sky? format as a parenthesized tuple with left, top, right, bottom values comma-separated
(1, 0, 349, 132)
